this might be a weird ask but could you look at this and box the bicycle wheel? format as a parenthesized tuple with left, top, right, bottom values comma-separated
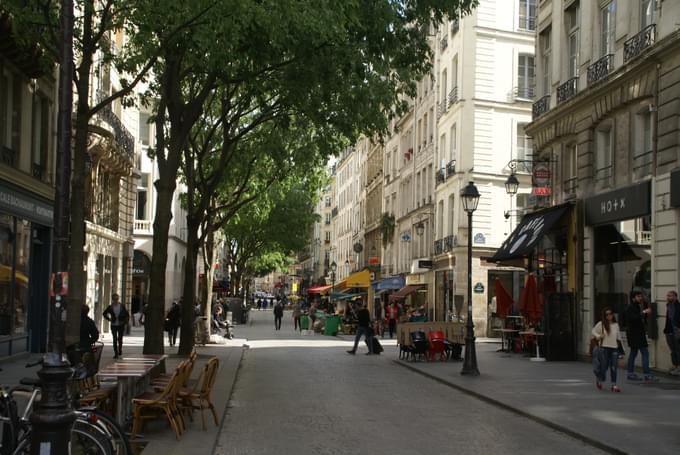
(75, 410, 131, 455)
(70, 422, 113, 455)
(10, 435, 29, 455)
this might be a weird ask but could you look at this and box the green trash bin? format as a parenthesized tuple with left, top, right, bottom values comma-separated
(324, 315, 341, 336)
(300, 314, 310, 330)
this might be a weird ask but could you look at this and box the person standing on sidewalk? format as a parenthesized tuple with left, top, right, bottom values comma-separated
(592, 307, 622, 392)
(103, 293, 129, 359)
(347, 301, 374, 355)
(292, 300, 302, 331)
(625, 292, 657, 382)
(387, 302, 399, 339)
(165, 301, 181, 347)
(273, 299, 284, 330)
(663, 290, 680, 375)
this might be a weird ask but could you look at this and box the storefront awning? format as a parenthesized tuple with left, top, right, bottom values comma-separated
(489, 205, 570, 263)
(372, 275, 405, 291)
(389, 284, 426, 301)
(346, 270, 371, 288)
(331, 292, 364, 301)
(307, 285, 332, 294)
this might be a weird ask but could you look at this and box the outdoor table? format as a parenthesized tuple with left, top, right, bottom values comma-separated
(97, 355, 167, 425)
(519, 331, 545, 362)
(494, 328, 519, 353)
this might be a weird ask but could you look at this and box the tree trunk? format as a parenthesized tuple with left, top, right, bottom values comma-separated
(200, 228, 215, 337)
(178, 217, 200, 354)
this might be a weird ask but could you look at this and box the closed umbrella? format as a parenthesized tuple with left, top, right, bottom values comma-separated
(519, 273, 542, 325)
(494, 278, 514, 319)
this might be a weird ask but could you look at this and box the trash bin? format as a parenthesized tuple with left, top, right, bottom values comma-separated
(324, 315, 341, 336)
(300, 314, 310, 330)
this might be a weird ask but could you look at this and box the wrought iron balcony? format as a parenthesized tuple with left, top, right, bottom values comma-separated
(95, 103, 135, 161)
(624, 24, 656, 63)
(446, 160, 456, 177)
(1, 146, 16, 167)
(513, 86, 534, 100)
(448, 86, 458, 107)
(532, 95, 550, 119)
(32, 163, 44, 180)
(557, 77, 578, 104)
(434, 239, 443, 255)
(444, 235, 456, 251)
(587, 54, 614, 86)
(435, 169, 446, 185)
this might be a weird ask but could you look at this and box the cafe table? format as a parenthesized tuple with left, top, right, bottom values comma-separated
(494, 328, 519, 353)
(519, 330, 546, 362)
(97, 355, 167, 425)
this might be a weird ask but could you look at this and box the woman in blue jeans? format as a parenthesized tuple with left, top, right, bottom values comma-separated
(592, 307, 623, 392)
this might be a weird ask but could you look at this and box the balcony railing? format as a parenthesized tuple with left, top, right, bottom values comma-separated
(448, 86, 458, 107)
(32, 163, 44, 180)
(513, 86, 534, 100)
(633, 150, 653, 179)
(434, 239, 443, 255)
(437, 101, 447, 119)
(440, 36, 448, 51)
(636, 230, 652, 245)
(624, 24, 656, 63)
(595, 165, 614, 187)
(587, 54, 614, 86)
(331, 207, 338, 217)
(1, 146, 16, 167)
(444, 235, 456, 251)
(134, 220, 151, 232)
(446, 160, 456, 177)
(557, 77, 578, 104)
(563, 177, 578, 196)
(532, 95, 550, 119)
(95, 103, 135, 161)
(435, 169, 446, 185)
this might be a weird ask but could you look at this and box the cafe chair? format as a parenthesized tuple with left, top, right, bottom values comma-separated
(131, 368, 184, 440)
(427, 331, 447, 362)
(409, 331, 429, 362)
(178, 357, 220, 430)
(152, 349, 197, 388)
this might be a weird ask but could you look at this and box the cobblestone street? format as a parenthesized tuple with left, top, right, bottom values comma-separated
(214, 311, 606, 455)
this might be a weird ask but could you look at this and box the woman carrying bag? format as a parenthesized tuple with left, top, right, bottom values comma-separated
(591, 306, 624, 392)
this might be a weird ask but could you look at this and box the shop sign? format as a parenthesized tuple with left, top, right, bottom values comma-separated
(473, 233, 486, 244)
(585, 181, 650, 225)
(532, 163, 551, 185)
(0, 181, 53, 226)
(473, 282, 485, 293)
(406, 274, 426, 285)
(400, 231, 411, 242)
(531, 186, 551, 196)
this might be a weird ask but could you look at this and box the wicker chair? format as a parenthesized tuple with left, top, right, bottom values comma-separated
(130, 367, 184, 440)
(178, 357, 220, 430)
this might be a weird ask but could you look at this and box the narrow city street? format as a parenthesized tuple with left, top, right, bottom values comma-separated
(214, 310, 606, 455)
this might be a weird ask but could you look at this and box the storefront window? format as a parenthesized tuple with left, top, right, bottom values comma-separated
(593, 216, 651, 328)
(0, 215, 30, 336)
(14, 220, 30, 334)
(0, 215, 12, 335)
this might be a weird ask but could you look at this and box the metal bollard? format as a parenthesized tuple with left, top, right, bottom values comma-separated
(29, 352, 75, 455)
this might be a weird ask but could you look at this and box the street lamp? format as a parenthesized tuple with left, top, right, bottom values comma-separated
(504, 173, 519, 196)
(461, 181, 480, 376)
(330, 261, 337, 312)
(415, 221, 425, 236)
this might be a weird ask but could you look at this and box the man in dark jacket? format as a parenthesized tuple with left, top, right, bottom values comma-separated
(664, 290, 680, 375)
(166, 301, 181, 347)
(273, 300, 284, 330)
(625, 291, 656, 381)
(347, 301, 374, 355)
(79, 304, 99, 352)
(103, 293, 130, 359)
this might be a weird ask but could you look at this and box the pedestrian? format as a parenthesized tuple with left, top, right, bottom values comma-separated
(103, 293, 129, 359)
(165, 301, 181, 347)
(262, 298, 268, 311)
(274, 299, 284, 330)
(292, 299, 302, 331)
(592, 306, 623, 392)
(347, 301, 374, 355)
(79, 304, 99, 353)
(257, 298, 262, 310)
(387, 302, 399, 339)
(625, 291, 657, 382)
(309, 303, 318, 330)
(663, 290, 680, 375)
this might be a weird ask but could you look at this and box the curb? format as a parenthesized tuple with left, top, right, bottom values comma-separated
(392, 359, 628, 455)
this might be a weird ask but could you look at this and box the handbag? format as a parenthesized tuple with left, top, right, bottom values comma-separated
(616, 340, 625, 358)
(588, 337, 599, 356)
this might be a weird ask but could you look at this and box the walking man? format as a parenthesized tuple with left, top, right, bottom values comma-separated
(664, 290, 680, 375)
(274, 299, 284, 330)
(292, 299, 302, 331)
(347, 301, 374, 355)
(625, 291, 657, 381)
(103, 293, 129, 359)
(166, 301, 182, 347)
(387, 302, 399, 339)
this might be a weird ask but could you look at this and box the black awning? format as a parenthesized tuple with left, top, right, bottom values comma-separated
(489, 205, 570, 263)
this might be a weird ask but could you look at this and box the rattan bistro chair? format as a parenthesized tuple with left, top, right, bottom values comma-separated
(131, 367, 184, 440)
(178, 357, 220, 430)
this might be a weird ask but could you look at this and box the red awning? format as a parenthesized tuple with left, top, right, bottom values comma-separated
(307, 285, 332, 294)
(389, 284, 426, 301)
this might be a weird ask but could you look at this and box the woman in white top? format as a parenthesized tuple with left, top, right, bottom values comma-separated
(592, 306, 623, 392)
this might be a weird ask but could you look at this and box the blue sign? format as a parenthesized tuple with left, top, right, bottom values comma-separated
(474, 233, 486, 244)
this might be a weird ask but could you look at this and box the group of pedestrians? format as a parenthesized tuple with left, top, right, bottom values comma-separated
(591, 289, 680, 392)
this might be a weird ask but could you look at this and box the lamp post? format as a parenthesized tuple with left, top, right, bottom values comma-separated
(330, 261, 337, 312)
(461, 181, 480, 376)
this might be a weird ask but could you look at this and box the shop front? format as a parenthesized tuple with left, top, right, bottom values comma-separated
(585, 181, 654, 349)
(433, 256, 460, 322)
(0, 181, 53, 356)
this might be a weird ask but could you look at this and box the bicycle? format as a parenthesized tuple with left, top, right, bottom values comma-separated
(0, 354, 132, 455)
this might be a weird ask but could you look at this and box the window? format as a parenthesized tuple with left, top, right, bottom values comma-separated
(139, 112, 150, 146)
(540, 27, 552, 96)
(31, 93, 49, 180)
(441, 69, 447, 102)
(518, 0, 536, 31)
(516, 124, 533, 161)
(601, 1, 616, 57)
(633, 110, 653, 178)
(325, 213, 331, 225)
(518, 54, 535, 99)
(437, 200, 444, 239)
(563, 143, 578, 194)
(0, 64, 23, 163)
(595, 127, 613, 187)
(565, 2, 580, 79)
(450, 124, 457, 161)
(448, 195, 455, 236)
(641, 0, 656, 29)
(439, 133, 447, 169)
(136, 173, 149, 220)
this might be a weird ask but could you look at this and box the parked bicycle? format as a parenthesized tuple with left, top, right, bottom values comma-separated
(0, 349, 131, 455)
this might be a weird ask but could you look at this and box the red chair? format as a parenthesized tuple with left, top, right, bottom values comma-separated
(427, 331, 447, 361)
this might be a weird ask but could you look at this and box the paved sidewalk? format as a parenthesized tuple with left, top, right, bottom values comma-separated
(387, 340, 680, 455)
(0, 324, 248, 454)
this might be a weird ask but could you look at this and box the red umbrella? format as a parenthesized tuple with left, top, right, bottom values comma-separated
(519, 273, 542, 325)
(494, 278, 514, 319)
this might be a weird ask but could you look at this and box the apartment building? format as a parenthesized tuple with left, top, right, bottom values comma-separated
(525, 0, 680, 367)
(334, 147, 359, 280)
